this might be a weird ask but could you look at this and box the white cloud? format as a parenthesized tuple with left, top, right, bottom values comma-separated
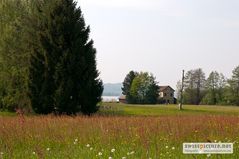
(223, 20, 239, 28)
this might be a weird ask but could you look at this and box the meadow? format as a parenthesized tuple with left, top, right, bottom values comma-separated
(0, 103, 239, 159)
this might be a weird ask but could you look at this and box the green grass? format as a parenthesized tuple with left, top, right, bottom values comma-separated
(99, 103, 239, 116)
(0, 111, 16, 116)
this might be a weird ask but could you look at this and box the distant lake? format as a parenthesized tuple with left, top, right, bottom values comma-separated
(102, 96, 119, 102)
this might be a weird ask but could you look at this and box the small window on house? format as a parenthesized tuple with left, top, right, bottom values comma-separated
(171, 93, 173, 97)
(164, 93, 167, 96)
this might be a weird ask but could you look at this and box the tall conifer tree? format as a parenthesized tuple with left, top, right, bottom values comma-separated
(28, 0, 103, 114)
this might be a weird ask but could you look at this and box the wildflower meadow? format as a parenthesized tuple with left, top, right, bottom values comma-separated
(0, 104, 239, 158)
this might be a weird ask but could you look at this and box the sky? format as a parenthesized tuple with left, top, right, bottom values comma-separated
(77, 0, 239, 89)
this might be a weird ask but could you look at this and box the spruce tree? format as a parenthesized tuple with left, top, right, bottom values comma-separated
(28, 0, 103, 114)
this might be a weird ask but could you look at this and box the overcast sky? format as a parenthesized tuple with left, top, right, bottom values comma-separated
(77, 0, 239, 88)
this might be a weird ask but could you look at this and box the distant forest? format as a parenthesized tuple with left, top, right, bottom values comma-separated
(176, 67, 239, 106)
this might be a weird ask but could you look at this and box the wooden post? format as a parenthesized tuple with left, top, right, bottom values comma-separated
(179, 70, 185, 110)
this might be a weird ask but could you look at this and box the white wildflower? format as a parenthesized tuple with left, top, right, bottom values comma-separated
(172, 147, 175, 150)
(0, 152, 3, 155)
(86, 144, 90, 147)
(111, 148, 115, 153)
(207, 154, 211, 157)
(32, 152, 36, 155)
(46, 148, 50, 151)
(90, 147, 93, 150)
(109, 157, 113, 159)
(98, 152, 102, 156)
(122, 157, 126, 159)
(130, 151, 135, 155)
(165, 146, 169, 149)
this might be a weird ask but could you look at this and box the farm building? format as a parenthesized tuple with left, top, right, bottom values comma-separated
(119, 95, 127, 103)
(158, 86, 176, 104)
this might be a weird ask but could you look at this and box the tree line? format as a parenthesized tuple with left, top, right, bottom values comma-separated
(122, 71, 159, 104)
(176, 66, 239, 106)
(0, 0, 103, 115)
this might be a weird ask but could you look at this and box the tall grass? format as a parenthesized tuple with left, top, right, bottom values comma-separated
(0, 115, 238, 158)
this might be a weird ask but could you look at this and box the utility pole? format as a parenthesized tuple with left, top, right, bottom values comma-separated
(179, 70, 185, 110)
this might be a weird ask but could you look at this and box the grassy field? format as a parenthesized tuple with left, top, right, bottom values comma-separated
(0, 103, 239, 159)
(99, 103, 239, 116)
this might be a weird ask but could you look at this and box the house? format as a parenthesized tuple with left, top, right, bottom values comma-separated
(118, 86, 176, 104)
(158, 86, 175, 104)
(119, 95, 127, 103)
